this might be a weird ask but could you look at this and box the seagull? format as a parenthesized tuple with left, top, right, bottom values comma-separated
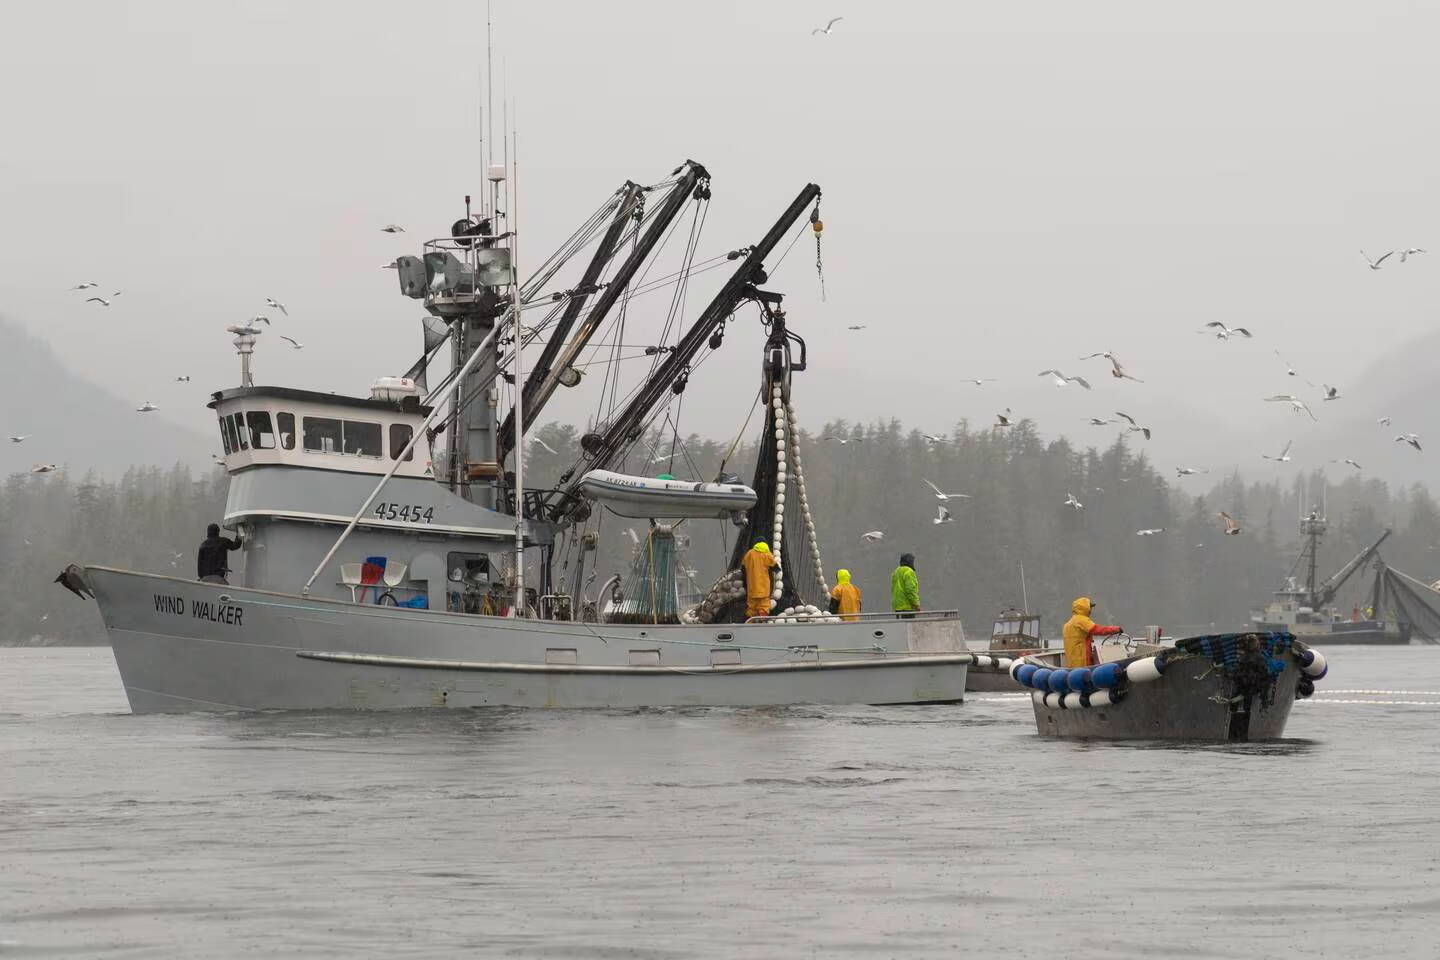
(811, 16, 843, 35)
(1202, 321, 1253, 340)
(1395, 434, 1423, 452)
(1273, 350, 1299, 377)
(1175, 466, 1209, 477)
(923, 479, 971, 502)
(264, 298, 289, 316)
(1361, 249, 1394, 270)
(532, 437, 557, 455)
(85, 297, 112, 307)
(846, 324, 866, 331)
(174, 376, 190, 382)
(1084, 417, 1116, 427)
(9, 435, 29, 443)
(1219, 511, 1243, 535)
(1337, 458, 1362, 470)
(31, 464, 59, 474)
(1378, 416, 1392, 427)
(1136, 528, 1165, 536)
(381, 224, 406, 233)
(1399, 248, 1426, 263)
(70, 281, 99, 290)
(995, 408, 1015, 428)
(211, 454, 224, 462)
(279, 335, 304, 349)
(1264, 395, 1317, 421)
(921, 434, 947, 445)
(1262, 440, 1294, 463)
(933, 506, 955, 525)
(170, 551, 184, 561)
(861, 530, 886, 543)
(250, 315, 272, 326)
(136, 401, 159, 413)
(821, 436, 857, 444)
(1063, 492, 1083, 510)
(1039, 369, 1092, 389)
(1321, 384, 1341, 401)
(959, 378, 995, 386)
(382, 261, 399, 269)
(225, 324, 262, 336)
(1114, 411, 1151, 440)
(649, 451, 676, 463)
(1081, 352, 1143, 382)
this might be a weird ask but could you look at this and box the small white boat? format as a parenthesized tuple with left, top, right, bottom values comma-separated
(577, 469, 756, 519)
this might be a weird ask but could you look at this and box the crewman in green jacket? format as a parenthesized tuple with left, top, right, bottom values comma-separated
(891, 553, 920, 618)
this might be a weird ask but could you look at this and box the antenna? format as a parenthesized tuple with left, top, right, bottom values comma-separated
(486, 0, 494, 170)
(1019, 560, 1029, 612)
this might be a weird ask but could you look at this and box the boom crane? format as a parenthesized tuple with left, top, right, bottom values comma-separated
(1312, 529, 1391, 609)
(497, 164, 707, 461)
(551, 182, 823, 523)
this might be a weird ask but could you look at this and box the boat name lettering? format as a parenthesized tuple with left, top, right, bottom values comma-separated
(374, 502, 435, 524)
(190, 599, 243, 626)
(153, 594, 185, 616)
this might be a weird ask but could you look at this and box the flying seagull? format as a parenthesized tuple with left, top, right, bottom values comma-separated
(811, 16, 843, 35)
(265, 297, 288, 316)
(1136, 528, 1165, 536)
(85, 297, 112, 307)
(1039, 369, 1092, 389)
(923, 479, 971, 503)
(861, 530, 885, 543)
(1081, 351, 1143, 382)
(1377, 416, 1392, 427)
(921, 433, 947, 445)
(1275, 350, 1298, 377)
(70, 281, 99, 290)
(933, 505, 955, 525)
(959, 378, 995, 386)
(136, 401, 159, 413)
(9, 435, 29, 443)
(1264, 395, 1317, 421)
(1321, 384, 1341, 401)
(31, 463, 59, 474)
(1175, 466, 1209, 477)
(250, 315, 272, 326)
(1262, 440, 1294, 463)
(381, 224, 406, 233)
(279, 335, 304, 349)
(846, 324, 866, 331)
(625, 528, 640, 546)
(1361, 249, 1394, 270)
(1084, 417, 1116, 426)
(1399, 248, 1427, 263)
(1202, 321, 1253, 340)
(649, 451, 676, 464)
(1114, 411, 1151, 440)
(995, 408, 1015, 428)
(820, 435, 857, 444)
(1337, 458, 1362, 470)
(532, 437, 557, 455)
(1063, 492, 1083, 510)
(1219, 511, 1243, 535)
(1395, 434, 1423, 452)
(174, 375, 190, 382)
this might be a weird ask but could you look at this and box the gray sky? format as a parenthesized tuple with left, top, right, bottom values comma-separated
(2, 1, 1436, 483)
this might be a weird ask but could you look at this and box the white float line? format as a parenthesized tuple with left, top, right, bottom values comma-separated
(1300, 699, 1440, 706)
(1317, 689, 1440, 696)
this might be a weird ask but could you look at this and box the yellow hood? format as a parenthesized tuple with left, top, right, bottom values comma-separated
(836, 569, 851, 584)
(1071, 597, 1092, 617)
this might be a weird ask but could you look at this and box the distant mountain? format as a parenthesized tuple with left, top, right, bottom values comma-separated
(0, 316, 212, 478)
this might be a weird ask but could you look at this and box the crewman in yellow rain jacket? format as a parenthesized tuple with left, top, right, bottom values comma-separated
(829, 569, 862, 621)
(1062, 596, 1123, 668)
(741, 541, 778, 619)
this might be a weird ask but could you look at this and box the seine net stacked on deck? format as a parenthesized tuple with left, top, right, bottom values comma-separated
(694, 383, 828, 624)
(604, 525, 683, 625)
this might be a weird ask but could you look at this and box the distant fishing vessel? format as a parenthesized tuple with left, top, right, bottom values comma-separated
(964, 608, 1061, 692)
(1249, 511, 1409, 645)
(1009, 631, 1328, 741)
(63, 159, 970, 711)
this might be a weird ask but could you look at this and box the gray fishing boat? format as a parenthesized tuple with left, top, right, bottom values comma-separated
(1008, 632, 1328, 741)
(61, 160, 970, 712)
(964, 608, 1061, 693)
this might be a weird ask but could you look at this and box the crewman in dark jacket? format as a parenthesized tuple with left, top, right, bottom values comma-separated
(197, 523, 241, 583)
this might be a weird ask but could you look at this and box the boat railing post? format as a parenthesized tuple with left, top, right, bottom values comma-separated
(301, 317, 507, 596)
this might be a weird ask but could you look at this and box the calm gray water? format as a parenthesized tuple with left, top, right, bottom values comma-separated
(3, 646, 1439, 958)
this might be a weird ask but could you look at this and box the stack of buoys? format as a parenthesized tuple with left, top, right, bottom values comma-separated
(969, 654, 1014, 672)
(694, 568, 747, 624)
(1008, 651, 1173, 709)
(766, 604, 842, 625)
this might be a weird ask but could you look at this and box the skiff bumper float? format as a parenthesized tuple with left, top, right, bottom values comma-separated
(1009, 632, 1327, 741)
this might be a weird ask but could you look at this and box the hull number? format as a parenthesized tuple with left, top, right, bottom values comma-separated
(375, 502, 435, 524)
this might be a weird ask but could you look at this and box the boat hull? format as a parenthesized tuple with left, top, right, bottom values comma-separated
(86, 566, 969, 712)
(1030, 655, 1301, 741)
(965, 649, 1061, 692)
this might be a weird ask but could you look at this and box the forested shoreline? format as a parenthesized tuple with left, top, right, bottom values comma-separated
(6, 417, 1438, 645)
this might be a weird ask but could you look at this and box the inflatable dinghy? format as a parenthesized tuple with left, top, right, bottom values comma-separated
(577, 469, 757, 519)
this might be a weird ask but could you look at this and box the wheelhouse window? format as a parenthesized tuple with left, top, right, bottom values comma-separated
(343, 420, 382, 457)
(277, 412, 295, 450)
(303, 416, 342, 454)
(247, 411, 276, 450)
(230, 413, 249, 450)
(389, 423, 414, 461)
(219, 416, 234, 455)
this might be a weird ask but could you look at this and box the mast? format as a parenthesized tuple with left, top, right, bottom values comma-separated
(510, 112, 525, 615)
